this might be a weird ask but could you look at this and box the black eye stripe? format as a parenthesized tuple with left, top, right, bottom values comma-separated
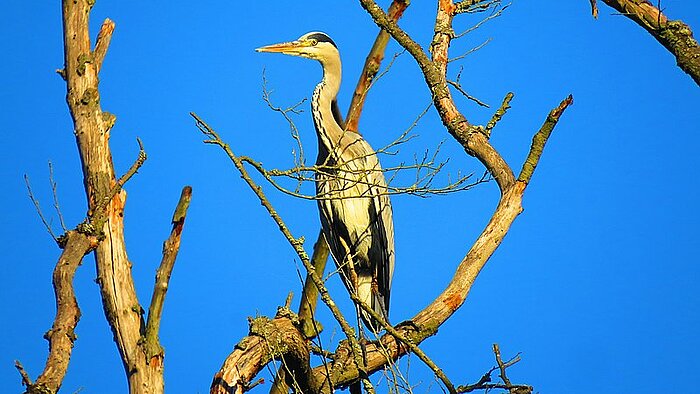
(306, 33, 337, 49)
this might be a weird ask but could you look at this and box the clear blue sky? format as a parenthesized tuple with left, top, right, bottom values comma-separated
(2, 1, 699, 393)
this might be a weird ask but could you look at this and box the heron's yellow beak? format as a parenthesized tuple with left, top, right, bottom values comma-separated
(256, 41, 306, 55)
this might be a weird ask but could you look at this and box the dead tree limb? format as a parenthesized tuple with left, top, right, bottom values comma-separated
(590, 0, 700, 86)
(346, 0, 411, 133)
(19, 230, 97, 394)
(60, 1, 173, 393)
(20, 138, 148, 394)
(144, 186, 193, 366)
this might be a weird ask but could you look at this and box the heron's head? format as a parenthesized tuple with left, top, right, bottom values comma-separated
(256, 32, 339, 63)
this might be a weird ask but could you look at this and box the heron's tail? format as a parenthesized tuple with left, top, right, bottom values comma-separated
(357, 275, 388, 333)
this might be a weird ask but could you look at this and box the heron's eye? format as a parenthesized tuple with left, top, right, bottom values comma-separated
(310, 39, 318, 46)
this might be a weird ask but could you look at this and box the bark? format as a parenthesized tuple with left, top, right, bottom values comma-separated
(345, 0, 411, 133)
(211, 314, 314, 394)
(61, 2, 163, 392)
(22, 231, 97, 394)
(596, 0, 700, 86)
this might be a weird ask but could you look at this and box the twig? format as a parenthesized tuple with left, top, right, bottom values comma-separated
(447, 79, 489, 108)
(456, 2, 509, 38)
(245, 378, 265, 392)
(484, 92, 514, 137)
(456, 345, 530, 393)
(590, 0, 599, 18)
(297, 230, 330, 338)
(262, 72, 308, 180)
(93, 138, 147, 218)
(48, 161, 68, 232)
(144, 186, 193, 361)
(455, 0, 500, 14)
(518, 95, 573, 184)
(352, 295, 457, 394)
(14, 360, 32, 387)
(448, 38, 492, 63)
(493, 344, 511, 386)
(24, 174, 58, 243)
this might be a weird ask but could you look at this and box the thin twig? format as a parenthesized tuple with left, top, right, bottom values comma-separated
(590, 0, 599, 18)
(484, 92, 514, 137)
(448, 38, 492, 63)
(455, 0, 501, 14)
(262, 72, 308, 182)
(24, 174, 58, 243)
(456, 2, 509, 38)
(93, 138, 147, 217)
(447, 79, 489, 108)
(14, 360, 32, 387)
(352, 296, 457, 394)
(493, 344, 511, 386)
(48, 161, 68, 232)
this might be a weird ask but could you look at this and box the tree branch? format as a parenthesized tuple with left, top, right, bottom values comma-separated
(22, 139, 148, 394)
(456, 344, 532, 393)
(360, 0, 516, 191)
(211, 312, 313, 394)
(592, 0, 700, 86)
(144, 186, 193, 364)
(93, 18, 115, 74)
(61, 1, 162, 392)
(346, 0, 411, 132)
(518, 95, 574, 184)
(21, 230, 97, 394)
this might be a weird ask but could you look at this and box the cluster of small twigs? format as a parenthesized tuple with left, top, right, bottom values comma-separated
(457, 345, 531, 393)
(258, 89, 487, 200)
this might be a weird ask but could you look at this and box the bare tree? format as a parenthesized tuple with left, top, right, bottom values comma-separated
(16, 2, 191, 394)
(15, 1, 699, 394)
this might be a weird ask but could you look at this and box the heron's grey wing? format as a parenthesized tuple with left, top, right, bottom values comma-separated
(317, 189, 356, 294)
(366, 162, 395, 319)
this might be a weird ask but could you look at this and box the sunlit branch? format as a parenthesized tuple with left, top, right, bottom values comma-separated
(194, 112, 372, 393)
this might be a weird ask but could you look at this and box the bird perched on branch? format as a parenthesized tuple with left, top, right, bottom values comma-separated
(257, 32, 395, 332)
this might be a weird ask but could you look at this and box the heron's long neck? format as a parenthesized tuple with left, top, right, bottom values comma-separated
(312, 56, 343, 157)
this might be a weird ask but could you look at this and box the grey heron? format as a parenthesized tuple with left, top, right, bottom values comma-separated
(257, 32, 395, 332)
